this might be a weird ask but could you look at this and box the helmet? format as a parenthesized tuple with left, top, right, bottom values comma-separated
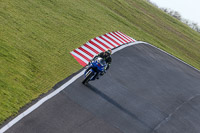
(105, 49, 112, 55)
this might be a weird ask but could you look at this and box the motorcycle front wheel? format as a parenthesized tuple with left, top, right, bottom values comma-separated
(82, 71, 94, 85)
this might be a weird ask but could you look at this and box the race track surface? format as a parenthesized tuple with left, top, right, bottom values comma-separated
(5, 43, 200, 133)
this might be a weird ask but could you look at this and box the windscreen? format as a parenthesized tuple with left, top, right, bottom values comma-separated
(99, 59, 106, 66)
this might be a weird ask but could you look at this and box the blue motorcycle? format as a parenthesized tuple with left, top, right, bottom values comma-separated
(82, 57, 107, 85)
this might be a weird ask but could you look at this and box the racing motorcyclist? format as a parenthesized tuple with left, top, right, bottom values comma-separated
(88, 49, 112, 79)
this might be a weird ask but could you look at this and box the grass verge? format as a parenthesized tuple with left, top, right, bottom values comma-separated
(0, 0, 200, 124)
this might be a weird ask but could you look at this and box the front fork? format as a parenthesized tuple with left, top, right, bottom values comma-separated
(84, 67, 97, 81)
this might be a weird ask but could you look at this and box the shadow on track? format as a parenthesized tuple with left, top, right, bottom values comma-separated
(86, 83, 152, 129)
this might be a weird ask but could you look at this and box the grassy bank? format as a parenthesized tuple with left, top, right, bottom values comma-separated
(0, 0, 200, 124)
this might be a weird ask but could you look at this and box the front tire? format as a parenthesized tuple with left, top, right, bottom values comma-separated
(82, 71, 94, 85)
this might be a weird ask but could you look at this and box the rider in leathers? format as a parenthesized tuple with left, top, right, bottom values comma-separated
(89, 49, 112, 79)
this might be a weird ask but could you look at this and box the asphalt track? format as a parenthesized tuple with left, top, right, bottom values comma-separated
(5, 43, 200, 133)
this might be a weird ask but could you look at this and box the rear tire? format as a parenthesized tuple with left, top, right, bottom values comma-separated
(82, 71, 94, 85)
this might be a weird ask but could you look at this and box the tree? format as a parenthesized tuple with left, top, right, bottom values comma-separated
(146, 0, 200, 33)
(172, 11, 181, 20)
(191, 22, 200, 32)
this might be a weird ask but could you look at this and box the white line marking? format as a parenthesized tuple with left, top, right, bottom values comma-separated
(1, 40, 199, 133)
(0, 70, 84, 133)
(0, 41, 138, 133)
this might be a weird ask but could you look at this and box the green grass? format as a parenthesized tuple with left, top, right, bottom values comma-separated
(0, 0, 200, 124)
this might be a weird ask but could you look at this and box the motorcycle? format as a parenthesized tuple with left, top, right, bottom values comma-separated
(82, 57, 107, 85)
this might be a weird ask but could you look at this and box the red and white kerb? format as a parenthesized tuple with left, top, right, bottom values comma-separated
(70, 31, 136, 66)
